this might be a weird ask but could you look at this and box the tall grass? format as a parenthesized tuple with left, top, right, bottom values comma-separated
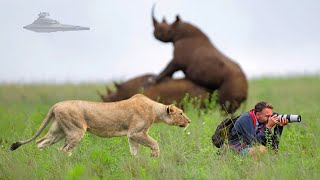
(0, 76, 319, 179)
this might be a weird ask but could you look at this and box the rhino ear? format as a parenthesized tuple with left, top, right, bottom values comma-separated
(175, 15, 181, 22)
(162, 17, 168, 24)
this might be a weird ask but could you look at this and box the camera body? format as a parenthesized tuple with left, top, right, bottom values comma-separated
(273, 113, 301, 123)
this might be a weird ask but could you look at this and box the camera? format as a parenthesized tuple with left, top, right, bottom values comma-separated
(273, 113, 301, 123)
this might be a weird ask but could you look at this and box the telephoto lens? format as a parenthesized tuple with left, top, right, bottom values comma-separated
(277, 114, 301, 123)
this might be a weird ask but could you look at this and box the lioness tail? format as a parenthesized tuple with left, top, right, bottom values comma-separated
(10, 142, 22, 151)
(10, 106, 55, 151)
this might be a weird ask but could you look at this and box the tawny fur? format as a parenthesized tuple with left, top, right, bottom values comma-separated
(11, 94, 190, 157)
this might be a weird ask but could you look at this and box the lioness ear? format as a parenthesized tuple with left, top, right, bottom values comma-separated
(166, 104, 176, 115)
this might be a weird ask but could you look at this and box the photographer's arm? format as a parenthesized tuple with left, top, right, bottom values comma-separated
(273, 117, 288, 141)
(256, 114, 283, 141)
(256, 127, 272, 145)
(274, 125, 283, 137)
(234, 117, 256, 145)
(256, 116, 288, 148)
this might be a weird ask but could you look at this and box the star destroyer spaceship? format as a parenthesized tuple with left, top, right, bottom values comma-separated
(23, 12, 90, 33)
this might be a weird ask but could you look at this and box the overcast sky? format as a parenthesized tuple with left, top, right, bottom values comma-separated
(1, 0, 319, 83)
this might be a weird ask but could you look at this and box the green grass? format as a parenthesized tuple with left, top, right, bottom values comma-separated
(0, 76, 319, 179)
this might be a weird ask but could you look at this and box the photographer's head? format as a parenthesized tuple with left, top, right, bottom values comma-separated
(254, 101, 273, 124)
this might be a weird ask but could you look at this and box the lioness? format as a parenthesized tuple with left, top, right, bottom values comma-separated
(10, 94, 190, 157)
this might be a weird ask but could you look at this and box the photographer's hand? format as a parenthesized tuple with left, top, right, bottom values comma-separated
(266, 114, 279, 129)
(278, 117, 288, 126)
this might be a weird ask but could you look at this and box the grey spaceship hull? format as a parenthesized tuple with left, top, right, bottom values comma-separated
(23, 24, 90, 33)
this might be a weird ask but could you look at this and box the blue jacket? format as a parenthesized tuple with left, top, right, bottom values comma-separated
(229, 111, 283, 150)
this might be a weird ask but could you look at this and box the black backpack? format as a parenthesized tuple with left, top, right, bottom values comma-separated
(212, 115, 240, 148)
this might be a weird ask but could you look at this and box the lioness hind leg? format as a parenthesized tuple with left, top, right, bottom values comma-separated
(36, 133, 65, 150)
(128, 138, 140, 156)
(36, 120, 65, 150)
(60, 130, 85, 155)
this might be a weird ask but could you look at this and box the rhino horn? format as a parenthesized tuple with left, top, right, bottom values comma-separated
(106, 87, 113, 95)
(152, 3, 159, 26)
(96, 90, 105, 100)
(113, 81, 120, 89)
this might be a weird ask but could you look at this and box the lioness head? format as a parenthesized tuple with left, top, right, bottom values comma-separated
(165, 104, 190, 127)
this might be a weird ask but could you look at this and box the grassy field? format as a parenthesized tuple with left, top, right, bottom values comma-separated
(0, 76, 319, 179)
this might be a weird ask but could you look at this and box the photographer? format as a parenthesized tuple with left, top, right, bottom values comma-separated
(228, 101, 288, 156)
